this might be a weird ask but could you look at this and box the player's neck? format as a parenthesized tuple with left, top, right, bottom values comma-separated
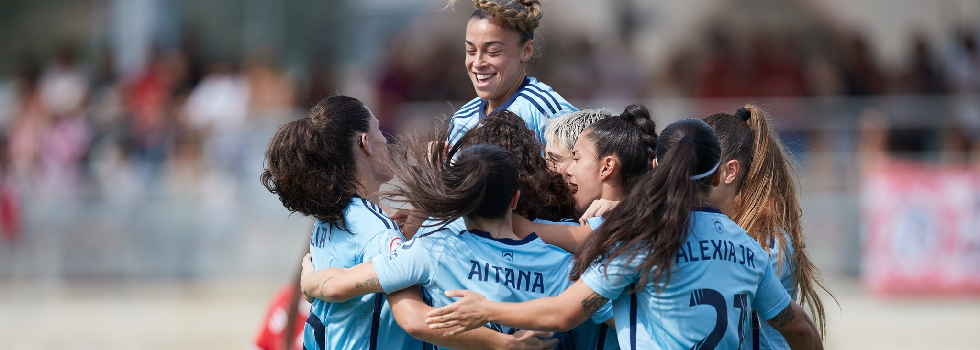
(354, 161, 382, 203)
(600, 182, 625, 203)
(463, 214, 519, 241)
(485, 74, 525, 113)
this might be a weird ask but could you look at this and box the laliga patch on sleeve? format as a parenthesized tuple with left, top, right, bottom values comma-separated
(389, 237, 405, 251)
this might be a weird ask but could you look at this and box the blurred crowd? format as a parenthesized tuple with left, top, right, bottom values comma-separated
(1, 14, 979, 244)
(377, 22, 980, 154)
(0, 42, 341, 242)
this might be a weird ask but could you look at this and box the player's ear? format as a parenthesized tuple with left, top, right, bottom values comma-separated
(359, 133, 375, 157)
(721, 159, 739, 185)
(598, 156, 617, 181)
(510, 190, 521, 210)
(520, 39, 533, 63)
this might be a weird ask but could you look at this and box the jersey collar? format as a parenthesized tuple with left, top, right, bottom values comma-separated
(466, 229, 539, 246)
(693, 207, 723, 214)
(478, 76, 532, 120)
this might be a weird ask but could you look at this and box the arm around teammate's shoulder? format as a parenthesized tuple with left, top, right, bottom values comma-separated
(387, 287, 558, 350)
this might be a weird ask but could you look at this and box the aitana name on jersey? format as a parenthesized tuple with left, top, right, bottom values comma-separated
(467, 260, 547, 293)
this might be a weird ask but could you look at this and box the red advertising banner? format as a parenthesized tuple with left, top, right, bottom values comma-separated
(862, 160, 980, 295)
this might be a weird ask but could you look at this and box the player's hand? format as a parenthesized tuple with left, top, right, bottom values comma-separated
(579, 199, 619, 224)
(300, 253, 315, 303)
(505, 330, 558, 350)
(425, 290, 489, 337)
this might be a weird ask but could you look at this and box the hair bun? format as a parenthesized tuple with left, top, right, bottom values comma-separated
(621, 103, 658, 161)
(621, 104, 651, 122)
(735, 107, 751, 122)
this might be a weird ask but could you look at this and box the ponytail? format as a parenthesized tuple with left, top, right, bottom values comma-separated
(572, 119, 719, 293)
(740, 105, 834, 338)
(703, 105, 835, 338)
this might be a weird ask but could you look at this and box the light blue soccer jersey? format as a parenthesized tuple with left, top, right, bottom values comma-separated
(448, 76, 577, 146)
(584, 217, 604, 231)
(580, 209, 792, 350)
(304, 196, 421, 350)
(373, 226, 611, 350)
(533, 217, 620, 350)
(753, 230, 798, 350)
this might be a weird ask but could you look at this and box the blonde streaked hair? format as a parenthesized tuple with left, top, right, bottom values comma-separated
(544, 109, 613, 151)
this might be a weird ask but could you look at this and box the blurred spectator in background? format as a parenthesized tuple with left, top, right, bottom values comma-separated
(245, 52, 295, 113)
(948, 27, 980, 158)
(301, 60, 338, 111)
(37, 45, 91, 198)
(893, 33, 947, 95)
(185, 60, 249, 174)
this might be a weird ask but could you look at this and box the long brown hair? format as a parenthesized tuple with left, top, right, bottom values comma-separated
(703, 104, 834, 337)
(456, 110, 575, 220)
(571, 118, 720, 292)
(260, 96, 371, 229)
(384, 116, 518, 227)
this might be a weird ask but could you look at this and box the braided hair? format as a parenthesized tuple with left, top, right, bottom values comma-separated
(450, 0, 543, 44)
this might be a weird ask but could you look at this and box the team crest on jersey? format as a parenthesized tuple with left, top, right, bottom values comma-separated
(502, 251, 514, 262)
(389, 237, 404, 251)
(714, 220, 724, 234)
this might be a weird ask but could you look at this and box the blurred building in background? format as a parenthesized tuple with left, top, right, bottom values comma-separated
(0, 0, 978, 287)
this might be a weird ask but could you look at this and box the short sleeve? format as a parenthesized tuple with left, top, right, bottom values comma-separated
(580, 255, 640, 301)
(585, 217, 604, 231)
(372, 236, 436, 295)
(589, 300, 614, 323)
(361, 229, 406, 262)
(752, 263, 793, 321)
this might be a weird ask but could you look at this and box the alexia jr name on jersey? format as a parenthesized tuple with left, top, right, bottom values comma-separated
(304, 196, 420, 350)
(580, 209, 792, 350)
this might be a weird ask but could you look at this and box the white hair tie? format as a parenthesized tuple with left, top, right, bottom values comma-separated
(690, 162, 720, 180)
(653, 159, 720, 180)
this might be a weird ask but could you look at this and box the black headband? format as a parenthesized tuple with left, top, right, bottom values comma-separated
(734, 107, 751, 122)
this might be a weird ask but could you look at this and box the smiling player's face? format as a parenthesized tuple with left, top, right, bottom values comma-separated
(465, 18, 531, 109)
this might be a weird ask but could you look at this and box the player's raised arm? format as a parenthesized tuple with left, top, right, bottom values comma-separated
(425, 279, 602, 336)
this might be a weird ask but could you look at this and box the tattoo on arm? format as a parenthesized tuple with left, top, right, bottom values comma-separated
(581, 292, 609, 318)
(355, 278, 381, 289)
(316, 276, 335, 299)
(767, 305, 796, 328)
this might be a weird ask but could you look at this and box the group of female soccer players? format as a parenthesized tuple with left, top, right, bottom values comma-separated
(260, 0, 832, 349)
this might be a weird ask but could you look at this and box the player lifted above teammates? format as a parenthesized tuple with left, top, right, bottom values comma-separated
(448, 0, 576, 146)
